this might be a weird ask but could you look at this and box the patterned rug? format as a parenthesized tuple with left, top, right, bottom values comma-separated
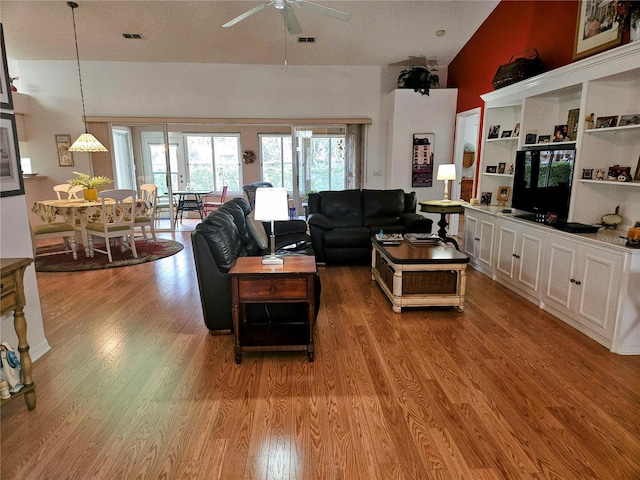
(35, 239, 184, 272)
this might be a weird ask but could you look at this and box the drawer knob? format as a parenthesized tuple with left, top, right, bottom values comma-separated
(270, 285, 276, 294)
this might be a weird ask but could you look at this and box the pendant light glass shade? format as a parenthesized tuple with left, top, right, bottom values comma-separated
(68, 1, 108, 152)
(68, 132, 108, 152)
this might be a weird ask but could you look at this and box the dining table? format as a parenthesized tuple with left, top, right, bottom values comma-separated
(32, 198, 148, 257)
(172, 190, 209, 223)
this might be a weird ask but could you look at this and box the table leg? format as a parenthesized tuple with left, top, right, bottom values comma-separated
(436, 213, 460, 251)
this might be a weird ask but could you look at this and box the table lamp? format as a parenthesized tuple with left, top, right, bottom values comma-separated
(437, 164, 456, 202)
(253, 187, 290, 265)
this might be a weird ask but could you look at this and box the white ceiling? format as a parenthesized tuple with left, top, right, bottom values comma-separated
(2, 0, 498, 67)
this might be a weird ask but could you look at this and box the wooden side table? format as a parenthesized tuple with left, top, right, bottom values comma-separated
(419, 200, 468, 250)
(0, 258, 36, 410)
(229, 256, 317, 364)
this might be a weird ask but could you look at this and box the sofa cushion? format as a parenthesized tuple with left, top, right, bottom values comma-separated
(217, 201, 252, 246)
(317, 190, 364, 227)
(195, 211, 244, 272)
(362, 189, 405, 227)
(246, 213, 269, 249)
(322, 227, 371, 248)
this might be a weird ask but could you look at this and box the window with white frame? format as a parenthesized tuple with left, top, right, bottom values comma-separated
(185, 134, 241, 192)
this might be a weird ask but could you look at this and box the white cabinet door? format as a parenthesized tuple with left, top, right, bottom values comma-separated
(477, 215, 495, 272)
(543, 235, 621, 342)
(463, 213, 478, 260)
(463, 209, 495, 276)
(495, 220, 542, 299)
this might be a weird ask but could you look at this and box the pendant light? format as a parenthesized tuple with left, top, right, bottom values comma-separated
(67, 1, 107, 152)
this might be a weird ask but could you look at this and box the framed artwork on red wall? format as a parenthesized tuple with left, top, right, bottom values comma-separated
(573, 0, 622, 60)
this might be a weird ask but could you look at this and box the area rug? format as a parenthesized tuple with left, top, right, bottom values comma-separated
(35, 239, 184, 272)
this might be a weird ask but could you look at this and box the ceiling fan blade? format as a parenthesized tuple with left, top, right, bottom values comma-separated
(296, 0, 351, 22)
(223, 1, 274, 28)
(280, 6, 302, 35)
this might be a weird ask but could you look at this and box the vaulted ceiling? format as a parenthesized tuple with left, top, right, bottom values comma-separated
(2, 1, 498, 67)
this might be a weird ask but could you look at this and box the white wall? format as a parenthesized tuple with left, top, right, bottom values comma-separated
(385, 88, 458, 225)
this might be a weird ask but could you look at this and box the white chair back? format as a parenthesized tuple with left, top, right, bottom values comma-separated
(53, 184, 72, 199)
(68, 185, 84, 199)
(136, 184, 158, 241)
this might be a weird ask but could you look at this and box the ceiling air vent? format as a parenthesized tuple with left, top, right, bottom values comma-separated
(298, 37, 315, 43)
(122, 33, 143, 39)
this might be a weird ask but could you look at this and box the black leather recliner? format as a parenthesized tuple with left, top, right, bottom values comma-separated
(191, 197, 320, 334)
(307, 189, 433, 265)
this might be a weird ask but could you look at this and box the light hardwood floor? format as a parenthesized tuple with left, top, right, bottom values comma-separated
(2, 228, 640, 480)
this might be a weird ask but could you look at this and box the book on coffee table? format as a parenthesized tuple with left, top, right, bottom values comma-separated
(375, 233, 403, 244)
(404, 233, 441, 244)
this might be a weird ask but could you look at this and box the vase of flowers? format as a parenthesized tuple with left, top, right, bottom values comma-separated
(615, 1, 640, 41)
(68, 171, 112, 201)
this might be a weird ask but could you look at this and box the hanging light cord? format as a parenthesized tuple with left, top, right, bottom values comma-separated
(68, 1, 89, 134)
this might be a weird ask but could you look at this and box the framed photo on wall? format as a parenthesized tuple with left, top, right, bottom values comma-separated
(573, 0, 622, 60)
(56, 134, 74, 166)
(0, 113, 24, 197)
(0, 24, 13, 110)
(411, 133, 434, 188)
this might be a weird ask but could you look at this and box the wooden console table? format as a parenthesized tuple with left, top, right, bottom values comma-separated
(0, 258, 36, 410)
(229, 256, 317, 364)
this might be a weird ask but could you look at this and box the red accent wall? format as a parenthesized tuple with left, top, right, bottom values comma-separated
(448, 0, 580, 113)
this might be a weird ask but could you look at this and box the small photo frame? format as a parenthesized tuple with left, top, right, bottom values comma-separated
(619, 114, 640, 127)
(0, 113, 24, 197)
(553, 124, 569, 142)
(501, 130, 512, 138)
(486, 165, 497, 174)
(488, 125, 500, 139)
(498, 162, 506, 174)
(496, 185, 511, 205)
(480, 191, 492, 205)
(512, 123, 520, 137)
(506, 162, 515, 175)
(55, 134, 74, 167)
(607, 165, 632, 182)
(538, 135, 551, 143)
(582, 168, 593, 179)
(525, 130, 538, 144)
(595, 115, 618, 128)
(634, 157, 640, 181)
(0, 25, 13, 110)
(567, 108, 580, 141)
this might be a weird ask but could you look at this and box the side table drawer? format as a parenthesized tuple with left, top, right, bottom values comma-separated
(0, 273, 18, 315)
(238, 277, 309, 301)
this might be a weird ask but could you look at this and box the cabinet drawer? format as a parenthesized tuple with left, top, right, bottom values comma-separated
(0, 274, 18, 315)
(238, 277, 309, 301)
(0, 273, 16, 295)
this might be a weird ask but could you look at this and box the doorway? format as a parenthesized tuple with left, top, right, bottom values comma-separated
(451, 108, 480, 236)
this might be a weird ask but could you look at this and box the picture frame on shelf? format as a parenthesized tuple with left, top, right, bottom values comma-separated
(512, 123, 520, 137)
(498, 162, 506, 174)
(595, 115, 618, 128)
(607, 165, 632, 182)
(488, 125, 500, 139)
(567, 109, 580, 141)
(496, 186, 511, 205)
(582, 168, 593, 179)
(0, 113, 25, 197)
(480, 191, 492, 205)
(55, 134, 74, 167)
(553, 124, 569, 142)
(525, 130, 537, 144)
(634, 157, 640, 181)
(619, 114, 640, 127)
(486, 165, 497, 173)
(573, 0, 622, 60)
(0, 25, 13, 110)
(506, 162, 515, 175)
(538, 135, 551, 143)
(501, 130, 512, 138)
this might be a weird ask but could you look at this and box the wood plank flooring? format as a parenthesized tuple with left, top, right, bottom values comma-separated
(2, 229, 640, 479)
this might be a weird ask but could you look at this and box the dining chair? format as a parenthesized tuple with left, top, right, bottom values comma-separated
(68, 185, 84, 199)
(31, 222, 78, 260)
(201, 186, 228, 217)
(85, 189, 138, 263)
(135, 184, 157, 241)
(53, 184, 72, 199)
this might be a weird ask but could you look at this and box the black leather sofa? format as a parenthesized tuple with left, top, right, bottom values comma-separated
(191, 198, 320, 334)
(307, 189, 433, 265)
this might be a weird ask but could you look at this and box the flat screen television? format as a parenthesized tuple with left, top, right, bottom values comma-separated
(511, 147, 576, 222)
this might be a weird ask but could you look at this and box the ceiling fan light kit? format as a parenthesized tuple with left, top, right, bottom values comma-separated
(223, 0, 350, 35)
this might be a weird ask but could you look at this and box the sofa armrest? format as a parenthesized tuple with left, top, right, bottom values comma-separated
(307, 213, 334, 230)
(400, 212, 433, 233)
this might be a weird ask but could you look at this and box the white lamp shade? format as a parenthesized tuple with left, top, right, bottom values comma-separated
(437, 164, 457, 181)
(253, 187, 290, 221)
(68, 133, 108, 152)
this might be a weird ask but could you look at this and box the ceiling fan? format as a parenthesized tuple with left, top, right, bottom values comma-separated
(222, 0, 351, 35)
